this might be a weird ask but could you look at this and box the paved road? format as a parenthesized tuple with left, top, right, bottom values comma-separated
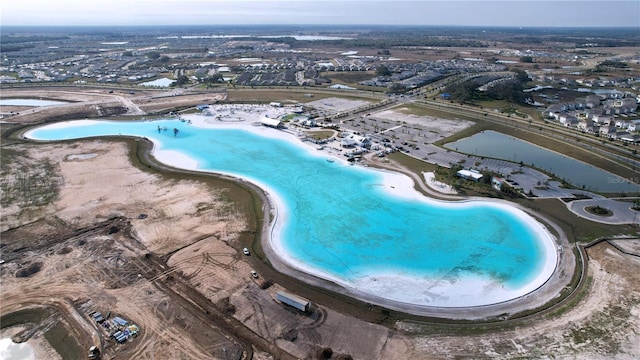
(569, 198, 640, 225)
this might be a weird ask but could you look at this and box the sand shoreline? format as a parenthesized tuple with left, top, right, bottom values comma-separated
(25, 111, 560, 309)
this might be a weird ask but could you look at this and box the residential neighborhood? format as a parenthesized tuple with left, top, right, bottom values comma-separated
(2, 23, 640, 360)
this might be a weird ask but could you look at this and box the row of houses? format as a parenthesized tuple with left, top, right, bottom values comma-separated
(552, 112, 639, 141)
(584, 123, 638, 142)
(545, 92, 639, 142)
(531, 73, 640, 93)
(555, 111, 638, 129)
(546, 96, 637, 116)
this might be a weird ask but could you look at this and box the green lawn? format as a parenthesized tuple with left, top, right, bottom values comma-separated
(226, 89, 332, 103)
(303, 129, 335, 140)
(395, 104, 479, 122)
(321, 71, 376, 86)
(475, 99, 542, 120)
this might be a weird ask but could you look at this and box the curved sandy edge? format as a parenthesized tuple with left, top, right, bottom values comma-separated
(266, 164, 559, 308)
(25, 113, 561, 309)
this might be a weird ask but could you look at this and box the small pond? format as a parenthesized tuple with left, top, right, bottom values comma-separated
(445, 130, 640, 193)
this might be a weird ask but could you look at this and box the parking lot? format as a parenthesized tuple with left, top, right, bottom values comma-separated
(309, 99, 610, 200)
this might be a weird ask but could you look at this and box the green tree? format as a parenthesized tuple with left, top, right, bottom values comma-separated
(202, 74, 224, 88)
(388, 83, 407, 94)
(376, 65, 391, 77)
(486, 80, 526, 103)
(146, 51, 161, 60)
(520, 56, 534, 63)
(443, 80, 477, 104)
(512, 68, 530, 83)
(173, 75, 189, 87)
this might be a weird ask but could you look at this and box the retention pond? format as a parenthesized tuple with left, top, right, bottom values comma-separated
(445, 130, 640, 193)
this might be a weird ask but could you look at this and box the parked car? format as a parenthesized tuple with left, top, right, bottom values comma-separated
(250, 271, 258, 278)
(243, 247, 250, 255)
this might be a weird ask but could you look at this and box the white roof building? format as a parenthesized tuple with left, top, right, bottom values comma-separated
(350, 135, 371, 147)
(261, 117, 283, 128)
(341, 138, 357, 147)
(457, 169, 483, 182)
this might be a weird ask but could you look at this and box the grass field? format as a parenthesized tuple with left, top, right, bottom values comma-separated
(302, 129, 335, 140)
(322, 71, 375, 84)
(225, 89, 333, 103)
(395, 103, 480, 122)
(476, 99, 542, 120)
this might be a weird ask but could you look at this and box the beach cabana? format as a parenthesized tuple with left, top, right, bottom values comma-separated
(261, 117, 283, 128)
(341, 138, 357, 148)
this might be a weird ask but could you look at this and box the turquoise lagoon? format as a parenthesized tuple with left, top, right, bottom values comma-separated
(26, 118, 557, 307)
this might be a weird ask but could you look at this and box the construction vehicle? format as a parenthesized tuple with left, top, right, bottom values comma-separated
(88, 346, 100, 359)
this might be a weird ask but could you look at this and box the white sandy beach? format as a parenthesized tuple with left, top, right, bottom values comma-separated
(0, 337, 35, 360)
(423, 171, 457, 195)
(25, 108, 559, 308)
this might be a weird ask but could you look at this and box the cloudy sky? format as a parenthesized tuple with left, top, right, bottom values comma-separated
(2, 0, 639, 27)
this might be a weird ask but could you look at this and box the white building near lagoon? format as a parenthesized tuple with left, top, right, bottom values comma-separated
(457, 169, 483, 182)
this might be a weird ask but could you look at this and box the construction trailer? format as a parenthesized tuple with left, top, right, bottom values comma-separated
(276, 291, 310, 312)
(91, 312, 104, 323)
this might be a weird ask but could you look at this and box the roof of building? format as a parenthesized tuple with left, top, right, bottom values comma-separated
(276, 291, 310, 306)
(341, 138, 357, 146)
(113, 317, 128, 326)
(261, 117, 282, 127)
(457, 169, 483, 180)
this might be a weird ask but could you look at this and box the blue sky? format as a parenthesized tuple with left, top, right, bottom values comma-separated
(2, 0, 639, 27)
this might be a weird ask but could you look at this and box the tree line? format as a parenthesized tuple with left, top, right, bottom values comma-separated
(443, 69, 530, 105)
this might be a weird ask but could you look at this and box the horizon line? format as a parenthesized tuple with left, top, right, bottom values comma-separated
(2, 24, 639, 29)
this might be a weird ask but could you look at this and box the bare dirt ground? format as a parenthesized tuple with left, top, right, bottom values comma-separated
(1, 140, 251, 359)
(0, 87, 226, 124)
(399, 240, 640, 360)
(136, 92, 226, 114)
(375, 107, 474, 137)
(1, 87, 640, 360)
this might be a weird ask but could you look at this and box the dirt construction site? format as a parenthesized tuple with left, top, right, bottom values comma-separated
(1, 87, 640, 359)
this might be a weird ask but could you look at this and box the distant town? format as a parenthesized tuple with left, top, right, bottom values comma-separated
(2, 26, 639, 142)
(1, 25, 640, 360)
